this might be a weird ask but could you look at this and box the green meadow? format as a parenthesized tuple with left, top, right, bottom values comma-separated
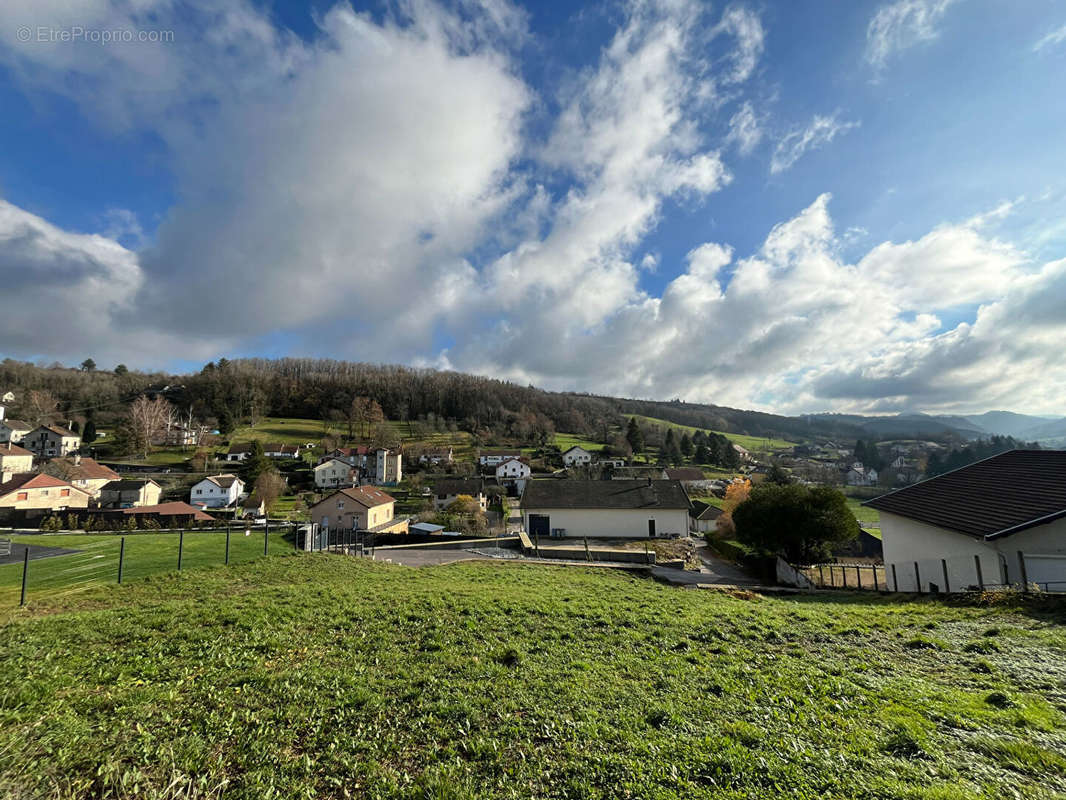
(1, 554, 1064, 799)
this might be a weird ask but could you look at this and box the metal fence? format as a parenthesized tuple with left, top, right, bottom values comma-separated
(800, 562, 886, 591)
(4, 524, 301, 608)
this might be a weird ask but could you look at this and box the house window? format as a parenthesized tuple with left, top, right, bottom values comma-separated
(41, 490, 49, 497)
(61, 489, 70, 497)
(16, 492, 27, 501)
(196, 489, 202, 495)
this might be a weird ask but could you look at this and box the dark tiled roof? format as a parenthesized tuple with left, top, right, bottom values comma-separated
(101, 479, 160, 492)
(434, 478, 486, 496)
(520, 479, 690, 510)
(689, 500, 723, 520)
(865, 450, 1066, 540)
(665, 468, 707, 482)
(121, 502, 215, 521)
(0, 419, 33, 430)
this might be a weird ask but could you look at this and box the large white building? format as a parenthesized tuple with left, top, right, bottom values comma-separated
(561, 445, 593, 466)
(190, 474, 244, 508)
(867, 450, 1066, 592)
(520, 479, 690, 540)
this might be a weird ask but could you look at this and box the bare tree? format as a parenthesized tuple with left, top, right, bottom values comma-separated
(26, 390, 59, 425)
(254, 469, 287, 515)
(127, 395, 173, 459)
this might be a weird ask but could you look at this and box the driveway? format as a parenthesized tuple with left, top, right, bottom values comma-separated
(0, 541, 82, 567)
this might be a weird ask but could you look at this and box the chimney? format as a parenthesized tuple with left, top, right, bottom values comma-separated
(73, 453, 81, 466)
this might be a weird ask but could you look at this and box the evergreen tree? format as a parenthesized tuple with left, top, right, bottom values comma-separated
(694, 443, 710, 464)
(244, 440, 271, 483)
(625, 417, 644, 455)
(114, 364, 128, 376)
(83, 416, 97, 444)
(679, 432, 693, 458)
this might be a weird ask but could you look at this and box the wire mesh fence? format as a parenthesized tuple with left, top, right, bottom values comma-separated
(800, 562, 886, 591)
(0, 526, 300, 608)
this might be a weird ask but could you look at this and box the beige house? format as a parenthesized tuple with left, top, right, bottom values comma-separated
(433, 478, 490, 511)
(314, 457, 357, 489)
(521, 479, 690, 539)
(0, 419, 34, 445)
(0, 442, 34, 478)
(309, 486, 407, 533)
(49, 456, 121, 498)
(0, 473, 91, 511)
(374, 449, 402, 485)
(98, 479, 163, 509)
(24, 425, 81, 458)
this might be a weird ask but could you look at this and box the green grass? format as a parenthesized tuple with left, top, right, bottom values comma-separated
(631, 415, 797, 452)
(846, 496, 882, 534)
(1, 557, 1065, 799)
(0, 531, 295, 607)
(229, 417, 328, 447)
(552, 432, 605, 453)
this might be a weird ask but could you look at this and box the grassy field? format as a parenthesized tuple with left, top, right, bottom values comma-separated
(632, 415, 797, 452)
(1, 556, 1064, 799)
(847, 497, 882, 535)
(0, 531, 295, 608)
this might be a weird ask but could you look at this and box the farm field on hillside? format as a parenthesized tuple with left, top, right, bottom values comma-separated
(632, 415, 797, 452)
(1, 557, 1064, 799)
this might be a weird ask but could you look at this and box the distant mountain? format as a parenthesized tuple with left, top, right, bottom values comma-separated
(963, 410, 1061, 438)
(1016, 417, 1066, 442)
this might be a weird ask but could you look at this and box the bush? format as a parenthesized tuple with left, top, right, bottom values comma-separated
(732, 484, 859, 563)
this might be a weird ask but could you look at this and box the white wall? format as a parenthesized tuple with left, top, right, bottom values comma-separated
(522, 507, 689, 539)
(881, 512, 1066, 592)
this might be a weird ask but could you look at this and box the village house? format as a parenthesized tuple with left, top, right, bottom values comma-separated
(418, 447, 454, 466)
(432, 477, 491, 511)
(0, 472, 91, 513)
(663, 467, 715, 493)
(189, 474, 244, 508)
(521, 479, 690, 539)
(374, 449, 402, 485)
(478, 449, 522, 467)
(688, 500, 723, 534)
(116, 502, 216, 524)
(48, 455, 121, 498)
(561, 445, 594, 466)
(0, 418, 33, 445)
(264, 443, 301, 459)
(0, 442, 34, 478)
(320, 446, 369, 467)
(98, 479, 163, 509)
(241, 493, 266, 518)
(224, 442, 253, 462)
(309, 486, 408, 534)
(597, 457, 627, 469)
(23, 425, 81, 458)
(846, 464, 879, 487)
(496, 458, 531, 480)
(867, 450, 1066, 592)
(314, 457, 358, 489)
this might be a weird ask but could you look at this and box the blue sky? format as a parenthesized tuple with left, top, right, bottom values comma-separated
(1, 0, 1065, 415)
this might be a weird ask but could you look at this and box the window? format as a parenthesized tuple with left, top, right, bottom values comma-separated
(196, 489, 202, 495)
(41, 490, 49, 496)
(16, 492, 27, 501)
(61, 489, 70, 497)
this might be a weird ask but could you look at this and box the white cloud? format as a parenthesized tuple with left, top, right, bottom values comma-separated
(726, 101, 762, 155)
(714, 5, 765, 84)
(865, 0, 957, 69)
(770, 112, 859, 174)
(1033, 23, 1066, 53)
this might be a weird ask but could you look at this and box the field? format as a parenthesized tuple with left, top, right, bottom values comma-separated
(847, 497, 882, 535)
(0, 531, 295, 607)
(2, 556, 1064, 799)
(632, 415, 797, 452)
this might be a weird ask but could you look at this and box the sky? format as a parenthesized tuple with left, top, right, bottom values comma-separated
(0, 0, 1065, 417)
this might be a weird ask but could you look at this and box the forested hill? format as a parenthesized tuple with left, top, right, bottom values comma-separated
(0, 357, 989, 444)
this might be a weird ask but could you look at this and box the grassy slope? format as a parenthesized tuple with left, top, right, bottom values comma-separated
(2, 557, 1064, 799)
(632, 415, 797, 452)
(0, 532, 294, 607)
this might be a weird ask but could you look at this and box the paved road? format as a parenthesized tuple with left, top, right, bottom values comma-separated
(0, 542, 82, 566)
(370, 547, 487, 567)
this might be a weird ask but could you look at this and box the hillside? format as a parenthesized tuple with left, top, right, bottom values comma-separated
(2, 556, 1064, 798)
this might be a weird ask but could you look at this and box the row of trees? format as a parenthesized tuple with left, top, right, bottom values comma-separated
(624, 418, 742, 468)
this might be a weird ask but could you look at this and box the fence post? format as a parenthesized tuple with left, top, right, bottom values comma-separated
(19, 546, 29, 606)
(872, 564, 879, 591)
(818, 564, 825, 587)
(534, 532, 540, 558)
(584, 537, 591, 562)
(645, 540, 650, 564)
(841, 565, 848, 589)
(941, 559, 950, 593)
(974, 555, 984, 590)
(118, 536, 125, 584)
(855, 564, 862, 589)
(225, 528, 231, 565)
(178, 530, 184, 571)
(293, 523, 299, 550)
(914, 561, 921, 593)
(892, 563, 899, 592)
(1017, 550, 1028, 591)
(263, 527, 268, 556)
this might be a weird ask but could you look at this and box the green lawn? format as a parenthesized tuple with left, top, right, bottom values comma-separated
(229, 417, 328, 447)
(552, 432, 605, 452)
(632, 415, 797, 452)
(847, 497, 882, 533)
(0, 531, 296, 607)
(2, 557, 1064, 798)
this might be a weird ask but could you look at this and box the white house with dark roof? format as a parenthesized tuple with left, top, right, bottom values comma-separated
(520, 479, 690, 539)
(496, 458, 531, 480)
(190, 474, 244, 508)
(24, 425, 81, 458)
(0, 419, 33, 445)
(561, 445, 594, 466)
(866, 450, 1066, 593)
